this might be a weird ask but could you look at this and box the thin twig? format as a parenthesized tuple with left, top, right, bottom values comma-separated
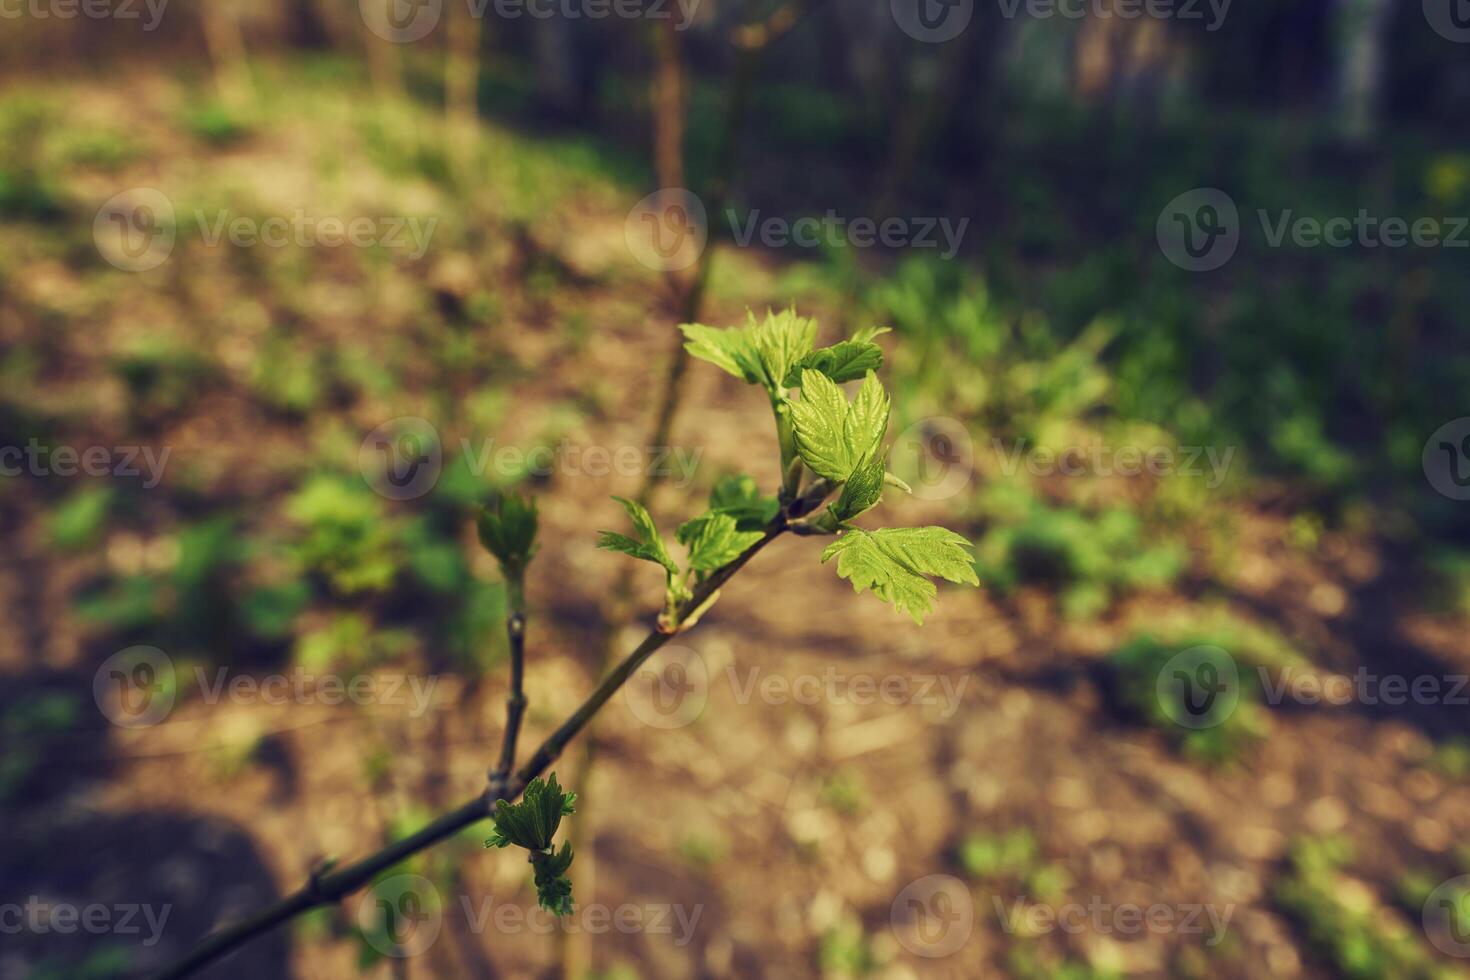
(148, 482, 832, 980)
(493, 576, 528, 782)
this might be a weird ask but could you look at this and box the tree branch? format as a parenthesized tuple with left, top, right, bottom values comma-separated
(148, 482, 833, 980)
(493, 576, 528, 782)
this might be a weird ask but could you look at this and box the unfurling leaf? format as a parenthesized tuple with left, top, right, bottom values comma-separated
(832, 454, 886, 522)
(486, 772, 577, 851)
(597, 497, 678, 577)
(485, 774, 579, 916)
(782, 340, 883, 387)
(821, 527, 979, 624)
(677, 512, 765, 571)
(790, 369, 890, 483)
(709, 473, 780, 530)
(679, 321, 762, 384)
(531, 841, 576, 916)
(749, 307, 817, 391)
(598, 497, 691, 606)
(681, 309, 817, 396)
(848, 325, 892, 344)
(477, 491, 538, 578)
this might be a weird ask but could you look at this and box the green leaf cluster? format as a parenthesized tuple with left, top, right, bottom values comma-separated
(485, 774, 579, 916)
(681, 308, 886, 402)
(486, 772, 577, 851)
(598, 481, 776, 620)
(477, 490, 539, 580)
(627, 307, 980, 623)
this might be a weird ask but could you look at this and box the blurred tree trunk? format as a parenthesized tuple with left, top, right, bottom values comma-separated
(875, 27, 983, 217)
(201, 2, 253, 106)
(362, 9, 405, 100)
(1332, 0, 1392, 143)
(652, 21, 688, 193)
(533, 15, 601, 122)
(285, 0, 334, 47)
(445, 2, 485, 181)
(831, 3, 902, 163)
(1073, 3, 1125, 103)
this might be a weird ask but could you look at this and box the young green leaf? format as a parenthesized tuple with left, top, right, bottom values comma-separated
(682, 309, 817, 396)
(679, 321, 761, 384)
(485, 773, 577, 851)
(847, 372, 891, 455)
(750, 308, 817, 391)
(821, 527, 979, 624)
(790, 369, 890, 483)
(832, 454, 886, 522)
(709, 473, 779, 530)
(531, 841, 576, 916)
(477, 491, 538, 578)
(848, 325, 892, 344)
(676, 512, 765, 571)
(782, 340, 883, 387)
(597, 497, 678, 577)
(485, 774, 579, 917)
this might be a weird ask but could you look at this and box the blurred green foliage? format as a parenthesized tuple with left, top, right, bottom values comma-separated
(1277, 837, 1463, 980)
